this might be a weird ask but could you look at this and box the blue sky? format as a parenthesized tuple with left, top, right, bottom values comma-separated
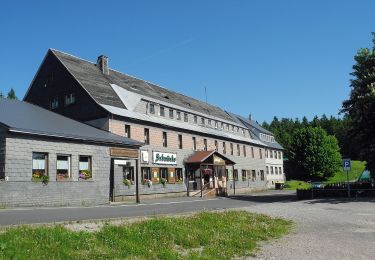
(1, 0, 374, 122)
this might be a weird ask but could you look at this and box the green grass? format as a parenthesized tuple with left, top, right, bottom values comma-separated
(0, 211, 291, 260)
(284, 180, 311, 190)
(327, 160, 366, 183)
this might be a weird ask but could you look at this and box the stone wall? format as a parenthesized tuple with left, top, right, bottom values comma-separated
(0, 128, 5, 179)
(0, 133, 112, 207)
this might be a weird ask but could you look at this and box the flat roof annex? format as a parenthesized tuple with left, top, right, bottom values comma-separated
(0, 99, 142, 147)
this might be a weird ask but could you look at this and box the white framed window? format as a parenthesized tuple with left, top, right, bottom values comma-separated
(169, 109, 174, 119)
(177, 111, 181, 120)
(125, 125, 131, 138)
(56, 155, 71, 181)
(160, 106, 165, 117)
(184, 113, 188, 122)
(32, 152, 48, 180)
(149, 103, 155, 114)
(79, 156, 92, 180)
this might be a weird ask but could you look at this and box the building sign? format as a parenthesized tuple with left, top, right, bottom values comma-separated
(153, 152, 177, 165)
(110, 148, 138, 158)
(114, 159, 128, 165)
(141, 150, 149, 163)
(213, 155, 225, 165)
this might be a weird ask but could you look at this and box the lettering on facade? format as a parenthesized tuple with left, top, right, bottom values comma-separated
(213, 155, 225, 165)
(153, 152, 177, 165)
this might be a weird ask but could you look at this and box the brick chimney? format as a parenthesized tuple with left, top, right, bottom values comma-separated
(97, 55, 109, 75)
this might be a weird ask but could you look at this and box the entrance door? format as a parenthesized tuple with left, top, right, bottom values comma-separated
(109, 158, 115, 202)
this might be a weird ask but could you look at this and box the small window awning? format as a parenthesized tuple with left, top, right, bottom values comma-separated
(185, 150, 236, 165)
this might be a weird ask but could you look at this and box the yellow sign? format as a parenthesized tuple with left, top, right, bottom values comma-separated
(213, 155, 225, 165)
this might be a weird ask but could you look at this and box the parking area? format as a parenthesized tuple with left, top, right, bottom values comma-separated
(246, 196, 375, 259)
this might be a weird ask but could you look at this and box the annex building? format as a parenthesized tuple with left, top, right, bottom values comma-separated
(23, 49, 284, 202)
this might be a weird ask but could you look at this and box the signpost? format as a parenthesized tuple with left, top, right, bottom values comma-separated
(343, 159, 351, 197)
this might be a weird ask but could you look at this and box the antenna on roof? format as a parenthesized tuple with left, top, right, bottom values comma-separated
(204, 86, 207, 103)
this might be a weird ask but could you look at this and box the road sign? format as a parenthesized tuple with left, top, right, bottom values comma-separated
(343, 159, 351, 171)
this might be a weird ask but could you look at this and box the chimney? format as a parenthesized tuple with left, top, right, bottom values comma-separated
(249, 113, 252, 121)
(97, 55, 109, 75)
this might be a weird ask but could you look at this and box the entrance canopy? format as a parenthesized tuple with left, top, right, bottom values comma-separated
(185, 150, 235, 165)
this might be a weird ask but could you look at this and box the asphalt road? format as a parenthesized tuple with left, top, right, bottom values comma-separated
(0, 190, 294, 226)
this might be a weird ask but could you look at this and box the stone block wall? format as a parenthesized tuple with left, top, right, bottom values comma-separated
(0, 128, 5, 179)
(0, 133, 112, 207)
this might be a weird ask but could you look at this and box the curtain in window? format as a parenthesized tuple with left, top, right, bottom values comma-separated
(33, 159, 45, 170)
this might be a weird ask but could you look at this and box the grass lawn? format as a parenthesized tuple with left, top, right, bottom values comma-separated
(284, 180, 311, 190)
(327, 160, 366, 183)
(0, 211, 292, 260)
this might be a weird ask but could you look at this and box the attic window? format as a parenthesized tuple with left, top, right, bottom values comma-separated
(164, 95, 169, 99)
(131, 85, 138, 90)
(186, 102, 191, 107)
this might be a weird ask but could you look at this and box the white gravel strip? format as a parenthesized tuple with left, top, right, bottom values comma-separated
(245, 197, 375, 260)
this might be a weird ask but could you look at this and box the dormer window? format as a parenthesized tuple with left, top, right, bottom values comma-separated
(201, 117, 205, 125)
(184, 113, 188, 122)
(64, 93, 75, 106)
(149, 103, 155, 114)
(177, 111, 181, 120)
(194, 115, 197, 124)
(169, 109, 173, 119)
(160, 106, 165, 117)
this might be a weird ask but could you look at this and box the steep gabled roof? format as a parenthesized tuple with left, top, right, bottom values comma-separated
(227, 112, 284, 150)
(0, 99, 142, 147)
(185, 150, 235, 165)
(50, 49, 235, 122)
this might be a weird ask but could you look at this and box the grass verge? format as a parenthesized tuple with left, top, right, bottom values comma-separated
(0, 211, 292, 259)
(284, 180, 311, 190)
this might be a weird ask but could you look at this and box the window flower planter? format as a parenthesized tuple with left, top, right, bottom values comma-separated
(79, 170, 92, 180)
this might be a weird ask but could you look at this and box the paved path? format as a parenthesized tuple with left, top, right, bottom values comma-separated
(0, 190, 293, 226)
(246, 196, 375, 260)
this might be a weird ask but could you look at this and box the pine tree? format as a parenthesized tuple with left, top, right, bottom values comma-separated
(342, 33, 375, 175)
(7, 88, 17, 100)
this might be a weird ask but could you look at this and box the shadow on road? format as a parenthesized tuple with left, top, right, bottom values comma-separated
(227, 193, 297, 204)
(304, 197, 375, 205)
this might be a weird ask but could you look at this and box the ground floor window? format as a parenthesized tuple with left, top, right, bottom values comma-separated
(79, 156, 92, 180)
(251, 170, 256, 181)
(242, 170, 248, 181)
(233, 169, 238, 181)
(141, 167, 151, 184)
(151, 167, 160, 183)
(176, 168, 183, 182)
(32, 152, 48, 181)
(56, 155, 71, 181)
(160, 168, 168, 182)
(123, 166, 135, 183)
